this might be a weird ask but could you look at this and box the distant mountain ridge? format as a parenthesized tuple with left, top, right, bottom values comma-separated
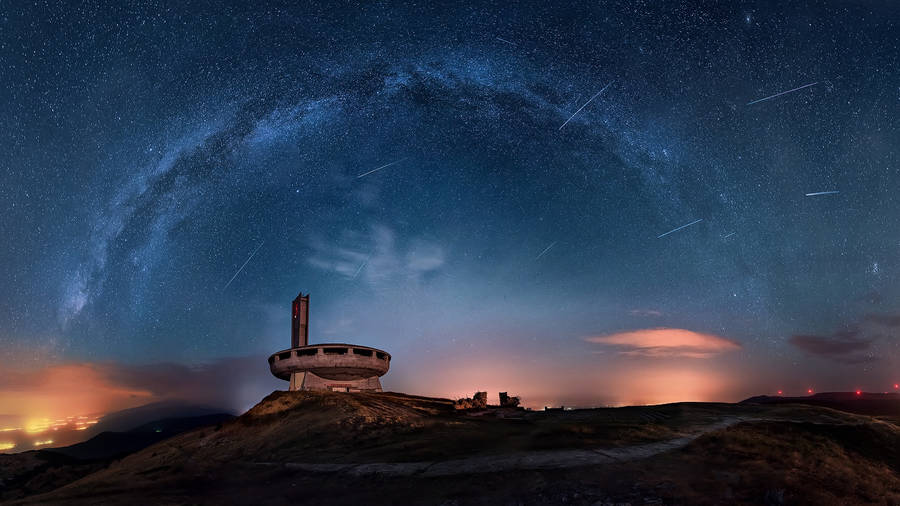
(84, 400, 234, 437)
(45, 413, 235, 461)
(741, 392, 900, 416)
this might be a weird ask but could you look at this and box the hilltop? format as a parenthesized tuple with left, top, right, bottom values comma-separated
(6, 390, 900, 505)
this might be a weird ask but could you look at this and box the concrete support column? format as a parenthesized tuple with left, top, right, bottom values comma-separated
(289, 372, 306, 391)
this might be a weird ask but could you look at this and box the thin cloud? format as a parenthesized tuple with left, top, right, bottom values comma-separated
(584, 328, 741, 358)
(308, 224, 445, 284)
(789, 330, 874, 364)
(628, 309, 663, 318)
(864, 313, 900, 327)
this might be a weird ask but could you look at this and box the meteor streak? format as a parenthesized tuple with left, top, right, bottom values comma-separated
(747, 82, 818, 105)
(351, 258, 368, 280)
(805, 191, 840, 196)
(559, 81, 614, 130)
(657, 219, 703, 239)
(535, 241, 557, 260)
(496, 37, 516, 46)
(357, 158, 407, 179)
(223, 241, 265, 290)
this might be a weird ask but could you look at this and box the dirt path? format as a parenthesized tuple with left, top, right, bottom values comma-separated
(256, 416, 751, 477)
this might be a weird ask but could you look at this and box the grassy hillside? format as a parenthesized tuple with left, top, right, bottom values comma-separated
(8, 390, 900, 505)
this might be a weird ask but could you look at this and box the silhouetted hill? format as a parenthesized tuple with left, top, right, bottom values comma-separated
(45, 413, 234, 461)
(0, 413, 233, 502)
(84, 400, 233, 437)
(741, 392, 900, 416)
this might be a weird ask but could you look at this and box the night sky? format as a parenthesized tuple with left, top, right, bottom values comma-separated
(1, 1, 899, 417)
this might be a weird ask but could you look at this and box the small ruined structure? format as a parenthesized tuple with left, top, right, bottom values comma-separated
(455, 391, 489, 410)
(499, 392, 521, 408)
(455, 391, 523, 410)
(268, 293, 391, 392)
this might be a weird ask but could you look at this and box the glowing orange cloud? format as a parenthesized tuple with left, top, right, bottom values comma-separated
(584, 328, 741, 358)
(0, 363, 154, 425)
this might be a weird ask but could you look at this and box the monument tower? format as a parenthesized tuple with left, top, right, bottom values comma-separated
(291, 293, 309, 348)
(268, 292, 391, 392)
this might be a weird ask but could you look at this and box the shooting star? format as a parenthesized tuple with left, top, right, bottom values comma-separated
(559, 80, 614, 130)
(746, 82, 818, 105)
(496, 37, 517, 46)
(723, 232, 736, 239)
(805, 190, 840, 197)
(357, 158, 406, 179)
(223, 241, 265, 290)
(535, 241, 557, 260)
(351, 258, 368, 281)
(657, 219, 703, 239)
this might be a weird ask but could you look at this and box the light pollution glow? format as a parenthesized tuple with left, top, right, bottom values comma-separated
(387, 327, 749, 408)
(0, 363, 153, 428)
(0, 363, 148, 455)
(1, 329, 744, 425)
(23, 417, 98, 434)
(401, 356, 741, 408)
(1, 326, 896, 439)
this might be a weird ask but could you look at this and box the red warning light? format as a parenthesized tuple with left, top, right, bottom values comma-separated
(777, 390, 783, 395)
(807, 388, 813, 394)
(856, 390, 862, 395)
(894, 384, 899, 390)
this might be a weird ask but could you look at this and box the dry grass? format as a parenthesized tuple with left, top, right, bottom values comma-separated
(639, 420, 900, 505)
(9, 391, 900, 505)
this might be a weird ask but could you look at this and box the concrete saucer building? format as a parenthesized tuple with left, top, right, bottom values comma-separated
(268, 293, 391, 392)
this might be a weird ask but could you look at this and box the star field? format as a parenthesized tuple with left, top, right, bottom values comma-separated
(1, 1, 898, 405)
